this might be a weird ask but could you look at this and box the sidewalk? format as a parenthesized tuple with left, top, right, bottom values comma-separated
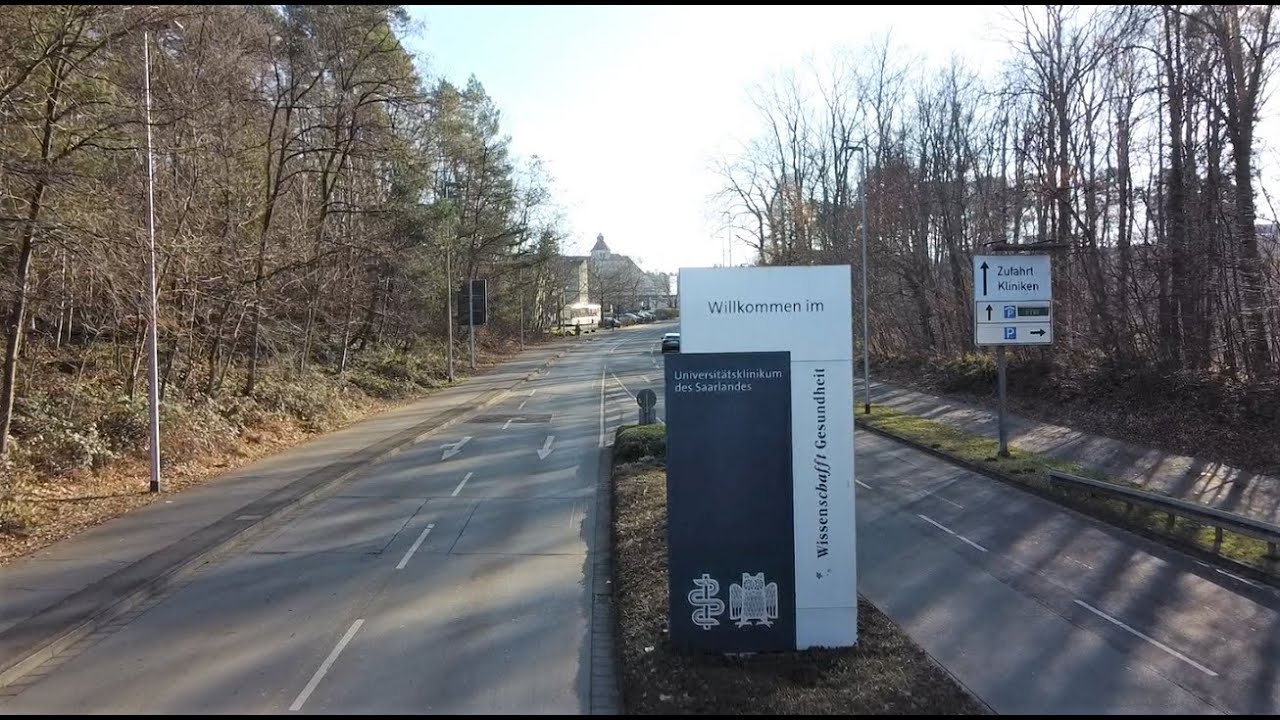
(0, 338, 587, 688)
(860, 378, 1280, 527)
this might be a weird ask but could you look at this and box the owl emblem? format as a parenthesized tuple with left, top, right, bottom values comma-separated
(729, 572, 779, 627)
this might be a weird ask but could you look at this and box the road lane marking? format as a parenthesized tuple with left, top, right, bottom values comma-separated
(517, 399, 528, 410)
(396, 523, 436, 569)
(1072, 599, 1218, 677)
(441, 436, 471, 460)
(538, 435, 556, 459)
(918, 513, 987, 552)
(290, 619, 365, 710)
(855, 479, 872, 490)
(641, 375, 651, 383)
(936, 495, 964, 509)
(502, 417, 524, 430)
(1216, 568, 1260, 588)
(529, 389, 536, 396)
(451, 472, 474, 497)
(598, 367, 606, 448)
(1197, 561, 1262, 589)
(918, 513, 955, 535)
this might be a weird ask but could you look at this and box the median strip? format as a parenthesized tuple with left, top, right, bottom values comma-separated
(609, 426, 989, 715)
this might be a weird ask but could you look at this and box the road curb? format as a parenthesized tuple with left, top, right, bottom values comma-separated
(588, 443, 620, 715)
(0, 348, 567, 690)
(855, 417, 1280, 588)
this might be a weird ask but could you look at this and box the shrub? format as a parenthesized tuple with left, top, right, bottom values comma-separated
(614, 423, 667, 463)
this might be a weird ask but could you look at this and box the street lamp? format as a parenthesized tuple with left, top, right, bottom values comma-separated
(842, 143, 872, 415)
(142, 28, 162, 493)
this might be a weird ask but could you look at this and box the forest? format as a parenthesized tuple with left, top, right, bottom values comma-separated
(0, 5, 572, 534)
(716, 5, 1280, 472)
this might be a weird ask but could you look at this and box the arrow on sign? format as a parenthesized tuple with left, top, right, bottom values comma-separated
(985, 304, 993, 321)
(537, 435, 556, 460)
(1030, 329, 1046, 337)
(980, 261, 989, 296)
(442, 436, 472, 460)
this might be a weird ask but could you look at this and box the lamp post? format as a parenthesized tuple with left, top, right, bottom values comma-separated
(142, 29, 162, 493)
(842, 143, 872, 415)
(438, 164, 456, 382)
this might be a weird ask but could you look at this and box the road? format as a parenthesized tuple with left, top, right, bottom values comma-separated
(856, 427, 1280, 714)
(3, 319, 1277, 715)
(0, 324, 670, 715)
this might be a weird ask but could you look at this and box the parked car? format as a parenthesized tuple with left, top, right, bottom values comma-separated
(661, 332, 680, 353)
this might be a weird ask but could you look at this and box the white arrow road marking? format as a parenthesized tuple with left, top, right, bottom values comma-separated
(538, 435, 556, 460)
(441, 436, 472, 460)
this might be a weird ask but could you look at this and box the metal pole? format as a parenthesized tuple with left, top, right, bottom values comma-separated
(519, 267, 525, 350)
(446, 244, 455, 382)
(996, 345, 1009, 457)
(858, 148, 871, 414)
(468, 280, 476, 370)
(143, 30, 162, 494)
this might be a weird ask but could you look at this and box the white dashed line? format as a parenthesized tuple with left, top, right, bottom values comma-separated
(396, 523, 436, 570)
(855, 479, 872, 490)
(290, 619, 365, 710)
(917, 514, 955, 534)
(1073, 600, 1218, 677)
(451, 472, 473, 497)
(917, 513, 987, 552)
(517, 399, 528, 410)
(932, 493, 964, 510)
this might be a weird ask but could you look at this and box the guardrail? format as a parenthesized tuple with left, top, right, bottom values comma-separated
(1047, 470, 1280, 561)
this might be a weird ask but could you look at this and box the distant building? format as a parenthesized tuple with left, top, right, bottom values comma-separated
(587, 233, 672, 314)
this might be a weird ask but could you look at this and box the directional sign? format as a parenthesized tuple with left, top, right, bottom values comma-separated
(973, 255, 1051, 303)
(975, 323, 1052, 345)
(975, 300, 1051, 324)
(973, 255, 1052, 346)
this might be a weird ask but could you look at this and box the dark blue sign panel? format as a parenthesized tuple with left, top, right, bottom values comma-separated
(664, 351, 794, 653)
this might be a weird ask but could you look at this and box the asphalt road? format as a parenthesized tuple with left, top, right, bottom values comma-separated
(0, 324, 672, 715)
(4, 320, 1276, 715)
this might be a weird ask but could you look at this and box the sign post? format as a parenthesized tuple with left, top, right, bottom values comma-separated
(671, 265, 856, 651)
(636, 388, 657, 425)
(972, 255, 1053, 457)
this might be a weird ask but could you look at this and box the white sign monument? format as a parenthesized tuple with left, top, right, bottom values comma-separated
(678, 265, 857, 649)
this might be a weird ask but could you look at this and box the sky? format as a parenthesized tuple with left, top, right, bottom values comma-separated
(400, 5, 1007, 275)
(401, 5, 1280, 276)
